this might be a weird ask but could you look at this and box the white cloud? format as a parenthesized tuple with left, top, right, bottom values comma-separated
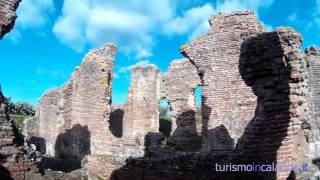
(53, 0, 274, 58)
(164, 4, 214, 37)
(53, 0, 172, 56)
(119, 60, 153, 73)
(16, 0, 54, 28)
(6, 0, 54, 42)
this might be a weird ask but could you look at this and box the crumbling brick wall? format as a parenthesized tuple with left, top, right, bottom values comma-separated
(305, 46, 320, 161)
(27, 44, 119, 158)
(27, 44, 145, 165)
(161, 59, 201, 149)
(0, 87, 39, 179)
(62, 44, 116, 156)
(181, 11, 264, 153)
(0, 1, 41, 178)
(122, 65, 161, 141)
(234, 29, 310, 179)
(29, 88, 63, 156)
(0, 0, 20, 39)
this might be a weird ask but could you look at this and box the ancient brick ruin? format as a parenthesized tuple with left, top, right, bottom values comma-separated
(0, 5, 319, 179)
(0, 0, 20, 39)
(0, 87, 36, 179)
(234, 29, 310, 179)
(26, 44, 146, 164)
(0, 1, 42, 179)
(122, 65, 160, 139)
(160, 59, 201, 149)
(181, 11, 264, 153)
(306, 46, 320, 162)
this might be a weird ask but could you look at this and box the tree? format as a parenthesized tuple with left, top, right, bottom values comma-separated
(5, 97, 35, 116)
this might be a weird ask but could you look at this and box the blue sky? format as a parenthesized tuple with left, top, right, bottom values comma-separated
(0, 0, 320, 105)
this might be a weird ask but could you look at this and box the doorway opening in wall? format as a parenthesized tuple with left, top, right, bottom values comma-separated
(195, 86, 202, 136)
(159, 99, 172, 138)
(109, 107, 124, 138)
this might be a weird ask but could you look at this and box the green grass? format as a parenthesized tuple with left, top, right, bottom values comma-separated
(9, 114, 30, 133)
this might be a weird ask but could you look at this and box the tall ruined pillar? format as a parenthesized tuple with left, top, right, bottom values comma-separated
(181, 11, 264, 153)
(161, 59, 201, 150)
(0, 0, 21, 39)
(123, 65, 161, 140)
(28, 44, 117, 159)
(234, 29, 310, 179)
(305, 46, 320, 161)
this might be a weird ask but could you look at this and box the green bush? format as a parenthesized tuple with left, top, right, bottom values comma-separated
(5, 97, 35, 116)
(10, 114, 29, 133)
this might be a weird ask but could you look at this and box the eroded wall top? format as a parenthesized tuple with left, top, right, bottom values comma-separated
(0, 0, 20, 39)
(181, 11, 264, 153)
(28, 44, 118, 158)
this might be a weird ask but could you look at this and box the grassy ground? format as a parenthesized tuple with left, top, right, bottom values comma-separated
(9, 114, 30, 133)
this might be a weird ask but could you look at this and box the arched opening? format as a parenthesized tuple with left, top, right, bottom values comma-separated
(159, 99, 172, 138)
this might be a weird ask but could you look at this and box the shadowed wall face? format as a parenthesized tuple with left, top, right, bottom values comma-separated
(235, 29, 310, 179)
(161, 59, 201, 150)
(55, 124, 91, 169)
(109, 107, 124, 138)
(181, 11, 264, 153)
